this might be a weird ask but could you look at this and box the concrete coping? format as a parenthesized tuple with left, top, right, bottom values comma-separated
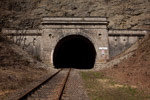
(2, 29, 42, 36)
(108, 29, 148, 35)
(2, 29, 41, 34)
(41, 17, 108, 25)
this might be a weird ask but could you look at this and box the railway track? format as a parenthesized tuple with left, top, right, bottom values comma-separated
(17, 68, 71, 100)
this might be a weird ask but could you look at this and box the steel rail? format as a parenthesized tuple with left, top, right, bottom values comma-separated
(16, 68, 71, 100)
(17, 69, 62, 100)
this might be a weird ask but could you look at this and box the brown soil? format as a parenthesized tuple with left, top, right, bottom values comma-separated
(0, 34, 48, 100)
(102, 34, 150, 93)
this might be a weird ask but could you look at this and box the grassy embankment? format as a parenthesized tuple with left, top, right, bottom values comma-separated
(81, 71, 150, 100)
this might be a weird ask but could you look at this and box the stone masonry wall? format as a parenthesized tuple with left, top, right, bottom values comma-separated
(2, 29, 42, 59)
(40, 25, 109, 65)
(108, 29, 148, 58)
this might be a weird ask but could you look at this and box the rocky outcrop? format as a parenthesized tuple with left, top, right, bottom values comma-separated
(0, 0, 150, 30)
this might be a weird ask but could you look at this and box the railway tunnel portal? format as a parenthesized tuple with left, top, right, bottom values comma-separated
(2, 17, 148, 69)
(40, 17, 109, 69)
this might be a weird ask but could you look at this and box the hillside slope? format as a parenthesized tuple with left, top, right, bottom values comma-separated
(0, 0, 150, 30)
(0, 34, 50, 99)
(103, 34, 150, 93)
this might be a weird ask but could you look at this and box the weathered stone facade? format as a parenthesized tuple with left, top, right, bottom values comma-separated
(40, 17, 109, 64)
(108, 29, 147, 57)
(2, 17, 149, 69)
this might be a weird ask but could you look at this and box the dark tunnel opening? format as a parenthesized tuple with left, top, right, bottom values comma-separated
(53, 35, 96, 69)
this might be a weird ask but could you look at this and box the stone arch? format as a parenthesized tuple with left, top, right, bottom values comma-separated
(56, 32, 95, 46)
(53, 34, 96, 69)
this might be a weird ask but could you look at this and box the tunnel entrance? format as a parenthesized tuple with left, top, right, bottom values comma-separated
(53, 35, 96, 69)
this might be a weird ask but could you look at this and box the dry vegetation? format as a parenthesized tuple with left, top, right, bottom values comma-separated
(0, 0, 150, 29)
(81, 71, 150, 100)
(0, 34, 48, 100)
(102, 34, 150, 93)
(0, 0, 150, 99)
(81, 34, 150, 99)
(0, 67, 47, 99)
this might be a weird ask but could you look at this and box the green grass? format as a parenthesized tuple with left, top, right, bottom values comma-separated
(80, 71, 150, 100)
